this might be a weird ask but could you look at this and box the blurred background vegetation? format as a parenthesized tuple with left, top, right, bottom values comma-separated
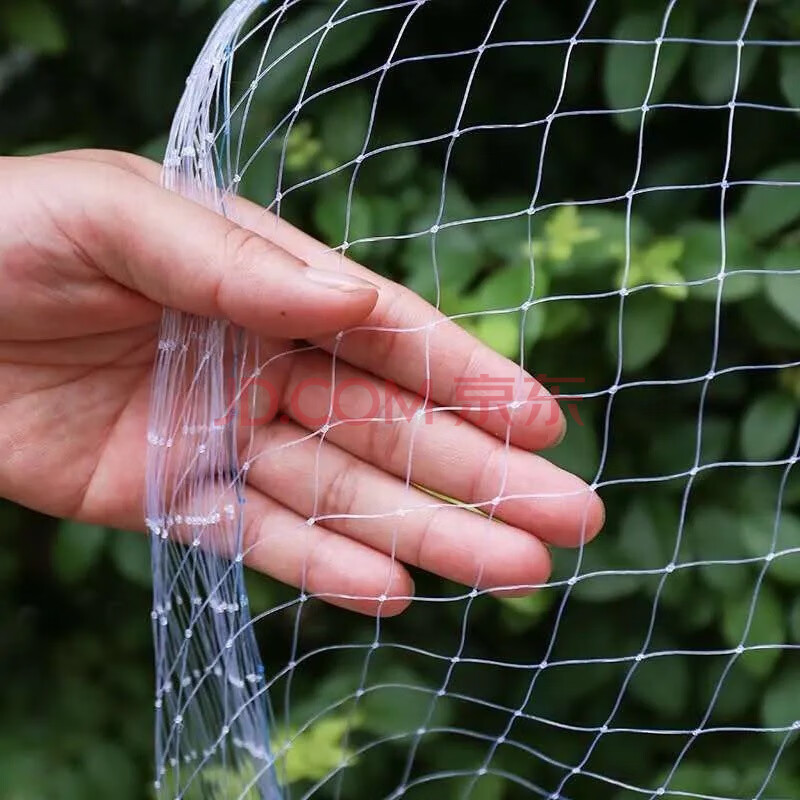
(2, 0, 800, 798)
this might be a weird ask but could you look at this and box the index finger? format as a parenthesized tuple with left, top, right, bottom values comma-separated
(229, 203, 566, 452)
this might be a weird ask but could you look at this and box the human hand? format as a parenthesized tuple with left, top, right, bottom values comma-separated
(0, 149, 603, 615)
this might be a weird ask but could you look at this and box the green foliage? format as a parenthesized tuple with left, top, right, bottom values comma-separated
(738, 162, 800, 241)
(741, 511, 800, 585)
(275, 714, 361, 784)
(761, 662, 800, 742)
(691, 13, 764, 104)
(603, 5, 694, 130)
(182, 763, 264, 800)
(0, 0, 67, 55)
(764, 245, 800, 329)
(109, 532, 153, 588)
(52, 520, 107, 583)
(740, 393, 798, 461)
(779, 47, 800, 108)
(681, 221, 760, 302)
(157, 714, 359, 799)
(1, 503, 153, 800)
(722, 584, 786, 678)
(611, 290, 676, 371)
(2, 1, 800, 799)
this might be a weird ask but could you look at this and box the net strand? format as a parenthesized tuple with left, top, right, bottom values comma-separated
(146, 1, 800, 798)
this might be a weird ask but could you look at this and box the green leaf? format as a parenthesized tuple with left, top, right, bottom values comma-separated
(274, 714, 361, 784)
(779, 48, 800, 109)
(672, 583, 716, 631)
(477, 197, 530, 260)
(403, 224, 483, 302)
(608, 291, 675, 372)
(244, 571, 275, 615)
(547, 415, 598, 482)
(740, 510, 800, 586)
(745, 768, 800, 800)
(371, 143, 419, 188)
(679, 220, 759, 302)
(660, 762, 742, 799)
(644, 496, 694, 608)
(618, 498, 667, 569)
(52, 521, 107, 583)
(468, 263, 536, 311)
(623, 237, 688, 300)
(691, 14, 763, 104)
(742, 296, 800, 350)
(700, 660, 759, 722)
(1, 0, 67, 55)
(314, 191, 372, 252)
(780, 366, 800, 405)
(462, 261, 546, 349)
(737, 162, 800, 241)
(764, 246, 800, 330)
(541, 300, 591, 340)
(740, 392, 797, 460)
(469, 313, 520, 359)
(537, 205, 601, 264)
(736, 470, 786, 514)
(638, 152, 709, 226)
(629, 650, 689, 717)
(465, 775, 506, 800)
(364, 202, 401, 261)
(319, 90, 370, 164)
(569, 209, 651, 269)
(523, 300, 548, 347)
(236, 133, 281, 208)
(108, 532, 151, 588)
(82, 741, 137, 798)
(570, 540, 645, 602)
(546, 607, 629, 696)
(178, 761, 265, 799)
(722, 584, 786, 677)
(648, 416, 732, 476)
(284, 121, 322, 172)
(687, 507, 751, 595)
(761, 663, 800, 742)
(603, 6, 694, 131)
(790, 597, 800, 642)
(498, 591, 553, 632)
(428, 743, 508, 800)
(360, 667, 453, 737)
(244, 5, 379, 110)
(313, 4, 384, 73)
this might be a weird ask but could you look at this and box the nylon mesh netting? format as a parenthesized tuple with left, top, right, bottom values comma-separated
(145, 2, 800, 798)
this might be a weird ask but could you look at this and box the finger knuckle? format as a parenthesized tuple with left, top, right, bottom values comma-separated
(367, 416, 405, 473)
(319, 459, 361, 520)
(223, 225, 274, 275)
(213, 226, 276, 313)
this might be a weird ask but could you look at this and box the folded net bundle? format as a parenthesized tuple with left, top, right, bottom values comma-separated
(146, 1, 800, 798)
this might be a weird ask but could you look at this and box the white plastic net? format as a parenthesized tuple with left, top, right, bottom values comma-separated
(146, 1, 800, 798)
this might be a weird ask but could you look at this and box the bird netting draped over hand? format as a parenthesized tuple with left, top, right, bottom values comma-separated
(146, 1, 800, 799)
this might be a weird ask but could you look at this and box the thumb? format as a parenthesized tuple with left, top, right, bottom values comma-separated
(75, 159, 379, 339)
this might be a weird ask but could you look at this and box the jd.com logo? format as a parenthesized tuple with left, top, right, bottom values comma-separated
(215, 374, 584, 428)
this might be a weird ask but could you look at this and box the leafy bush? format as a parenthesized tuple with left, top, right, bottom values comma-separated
(1, 1, 800, 798)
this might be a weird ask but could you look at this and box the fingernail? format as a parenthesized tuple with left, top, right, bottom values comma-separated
(304, 267, 378, 293)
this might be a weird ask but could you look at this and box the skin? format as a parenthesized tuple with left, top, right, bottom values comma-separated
(0, 149, 604, 616)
